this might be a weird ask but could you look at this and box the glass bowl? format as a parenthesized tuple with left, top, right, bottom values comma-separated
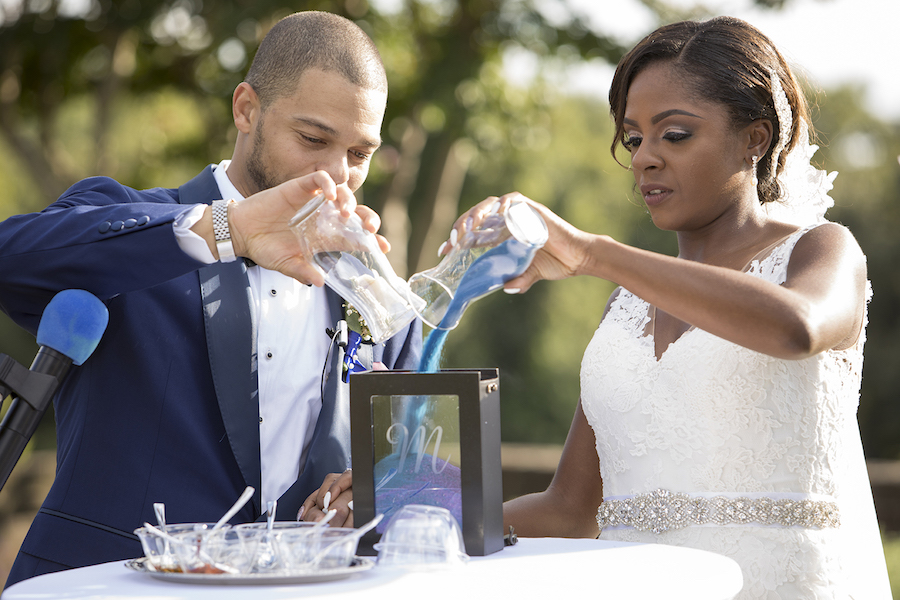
(134, 522, 224, 572)
(303, 527, 361, 570)
(169, 527, 255, 575)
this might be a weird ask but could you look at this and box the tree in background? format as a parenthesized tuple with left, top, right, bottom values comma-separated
(0, 0, 629, 444)
(1, 0, 898, 458)
(0, 0, 625, 269)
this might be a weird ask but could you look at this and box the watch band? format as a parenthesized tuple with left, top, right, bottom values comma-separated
(211, 199, 236, 263)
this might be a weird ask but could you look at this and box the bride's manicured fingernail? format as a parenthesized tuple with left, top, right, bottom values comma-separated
(323, 491, 331, 511)
(490, 201, 500, 214)
(438, 241, 448, 257)
(348, 501, 354, 511)
(296, 506, 305, 521)
(449, 229, 458, 246)
(503, 287, 521, 295)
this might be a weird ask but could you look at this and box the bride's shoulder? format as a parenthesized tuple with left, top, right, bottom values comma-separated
(791, 221, 866, 264)
(782, 222, 868, 292)
(758, 221, 863, 269)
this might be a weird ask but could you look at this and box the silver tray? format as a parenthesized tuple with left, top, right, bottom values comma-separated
(124, 556, 376, 585)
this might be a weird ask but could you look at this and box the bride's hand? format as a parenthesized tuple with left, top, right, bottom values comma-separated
(440, 192, 594, 293)
(300, 469, 353, 527)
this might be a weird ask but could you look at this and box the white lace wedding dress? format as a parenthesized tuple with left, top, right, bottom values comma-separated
(580, 225, 892, 599)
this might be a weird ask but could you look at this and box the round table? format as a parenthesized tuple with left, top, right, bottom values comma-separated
(1, 537, 743, 599)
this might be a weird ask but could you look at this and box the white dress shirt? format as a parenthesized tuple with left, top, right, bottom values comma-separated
(174, 161, 330, 509)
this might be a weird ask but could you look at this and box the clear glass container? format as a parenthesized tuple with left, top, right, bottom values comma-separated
(407, 200, 548, 331)
(290, 195, 423, 344)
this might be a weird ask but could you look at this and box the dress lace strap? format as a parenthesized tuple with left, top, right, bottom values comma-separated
(744, 223, 823, 285)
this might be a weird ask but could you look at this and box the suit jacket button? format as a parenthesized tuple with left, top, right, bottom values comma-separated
(98, 221, 111, 233)
(137, 215, 150, 226)
(124, 218, 137, 228)
(111, 220, 124, 231)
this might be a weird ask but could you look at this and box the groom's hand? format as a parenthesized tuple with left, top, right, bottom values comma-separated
(192, 170, 389, 286)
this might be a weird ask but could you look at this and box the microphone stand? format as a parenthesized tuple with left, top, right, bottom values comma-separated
(0, 351, 66, 493)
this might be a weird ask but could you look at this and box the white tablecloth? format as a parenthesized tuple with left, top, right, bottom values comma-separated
(1, 537, 743, 599)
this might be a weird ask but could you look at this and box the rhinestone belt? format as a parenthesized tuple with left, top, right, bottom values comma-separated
(596, 489, 840, 534)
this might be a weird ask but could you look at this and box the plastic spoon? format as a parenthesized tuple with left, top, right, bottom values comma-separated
(253, 500, 280, 573)
(212, 486, 254, 531)
(313, 508, 338, 528)
(266, 499, 277, 530)
(153, 503, 167, 532)
(152, 502, 173, 568)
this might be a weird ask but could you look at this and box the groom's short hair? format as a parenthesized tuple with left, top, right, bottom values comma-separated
(244, 11, 387, 107)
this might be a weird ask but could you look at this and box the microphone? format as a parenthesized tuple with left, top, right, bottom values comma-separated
(0, 290, 109, 492)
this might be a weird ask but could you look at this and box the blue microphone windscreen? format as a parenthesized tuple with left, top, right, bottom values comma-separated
(36, 290, 110, 366)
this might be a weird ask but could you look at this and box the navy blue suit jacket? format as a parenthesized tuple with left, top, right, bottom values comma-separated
(0, 167, 422, 586)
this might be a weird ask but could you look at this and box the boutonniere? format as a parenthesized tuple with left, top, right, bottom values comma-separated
(343, 302, 374, 344)
(342, 302, 373, 383)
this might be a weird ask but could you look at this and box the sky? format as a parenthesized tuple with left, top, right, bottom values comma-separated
(537, 0, 900, 121)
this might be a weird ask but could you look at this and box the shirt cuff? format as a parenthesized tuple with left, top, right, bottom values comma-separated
(173, 204, 216, 264)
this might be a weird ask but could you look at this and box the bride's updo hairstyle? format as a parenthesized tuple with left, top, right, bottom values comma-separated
(608, 16, 811, 205)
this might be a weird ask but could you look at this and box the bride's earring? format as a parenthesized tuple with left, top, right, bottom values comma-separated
(750, 155, 759, 187)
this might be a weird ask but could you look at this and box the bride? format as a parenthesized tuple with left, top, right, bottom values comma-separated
(466, 16, 891, 600)
(299, 15, 891, 599)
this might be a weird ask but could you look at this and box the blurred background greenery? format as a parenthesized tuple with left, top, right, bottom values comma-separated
(1, 0, 897, 457)
(0, 0, 898, 592)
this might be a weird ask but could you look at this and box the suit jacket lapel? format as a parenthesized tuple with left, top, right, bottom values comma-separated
(179, 168, 262, 516)
(310, 292, 373, 477)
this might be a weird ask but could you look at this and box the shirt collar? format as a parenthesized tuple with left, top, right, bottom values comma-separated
(212, 159, 246, 202)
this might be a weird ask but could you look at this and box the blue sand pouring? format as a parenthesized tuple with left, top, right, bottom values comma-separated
(410, 201, 548, 372)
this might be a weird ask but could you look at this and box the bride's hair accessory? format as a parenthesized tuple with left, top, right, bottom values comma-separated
(763, 69, 836, 225)
(766, 119, 837, 225)
(769, 69, 793, 173)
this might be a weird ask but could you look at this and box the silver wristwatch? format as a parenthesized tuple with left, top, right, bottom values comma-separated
(211, 199, 236, 263)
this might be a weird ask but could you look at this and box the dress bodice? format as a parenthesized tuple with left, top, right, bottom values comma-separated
(582, 226, 863, 498)
(579, 225, 891, 599)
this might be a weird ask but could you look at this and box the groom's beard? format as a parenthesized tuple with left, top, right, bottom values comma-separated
(245, 115, 279, 194)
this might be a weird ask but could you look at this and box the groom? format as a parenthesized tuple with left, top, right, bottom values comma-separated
(0, 11, 421, 587)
